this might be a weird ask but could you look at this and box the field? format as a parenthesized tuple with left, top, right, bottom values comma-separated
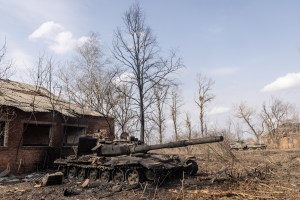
(1, 146, 300, 200)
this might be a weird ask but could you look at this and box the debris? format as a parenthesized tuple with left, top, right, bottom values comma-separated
(111, 184, 122, 192)
(211, 166, 227, 183)
(87, 181, 102, 188)
(122, 183, 140, 191)
(33, 181, 42, 188)
(23, 172, 46, 182)
(0, 175, 19, 183)
(0, 163, 10, 178)
(81, 179, 90, 188)
(63, 187, 81, 196)
(41, 172, 64, 186)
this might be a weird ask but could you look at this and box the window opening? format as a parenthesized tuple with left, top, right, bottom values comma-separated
(23, 124, 51, 146)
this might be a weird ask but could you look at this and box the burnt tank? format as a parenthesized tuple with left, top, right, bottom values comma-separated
(55, 135, 223, 185)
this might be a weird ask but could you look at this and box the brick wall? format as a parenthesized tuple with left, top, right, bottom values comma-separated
(0, 108, 114, 173)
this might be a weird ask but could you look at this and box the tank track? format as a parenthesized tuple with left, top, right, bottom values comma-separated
(57, 162, 195, 185)
(58, 163, 147, 185)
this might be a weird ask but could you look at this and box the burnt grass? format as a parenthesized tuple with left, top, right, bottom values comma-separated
(1, 148, 300, 199)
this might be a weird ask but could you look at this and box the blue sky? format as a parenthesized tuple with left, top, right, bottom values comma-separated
(1, 0, 300, 131)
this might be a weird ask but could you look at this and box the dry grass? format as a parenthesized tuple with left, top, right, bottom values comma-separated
(1, 148, 300, 199)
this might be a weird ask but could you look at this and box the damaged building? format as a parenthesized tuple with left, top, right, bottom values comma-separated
(263, 123, 300, 149)
(0, 79, 114, 173)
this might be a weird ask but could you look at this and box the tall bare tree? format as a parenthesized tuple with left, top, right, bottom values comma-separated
(60, 33, 118, 137)
(15, 54, 60, 163)
(195, 73, 215, 136)
(112, 3, 183, 142)
(60, 33, 118, 134)
(170, 86, 183, 141)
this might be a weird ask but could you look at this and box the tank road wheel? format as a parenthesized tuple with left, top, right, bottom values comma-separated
(77, 168, 86, 181)
(185, 160, 198, 176)
(145, 169, 156, 181)
(100, 170, 111, 183)
(113, 169, 125, 184)
(126, 169, 141, 185)
(88, 169, 99, 181)
(68, 166, 77, 179)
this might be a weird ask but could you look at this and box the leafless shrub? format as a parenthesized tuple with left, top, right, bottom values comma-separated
(225, 162, 272, 181)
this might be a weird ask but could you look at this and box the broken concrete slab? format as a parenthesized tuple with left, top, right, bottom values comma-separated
(41, 172, 64, 186)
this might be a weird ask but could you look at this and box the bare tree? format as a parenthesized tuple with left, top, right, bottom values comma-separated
(235, 102, 264, 143)
(224, 117, 241, 143)
(60, 33, 118, 134)
(0, 40, 15, 146)
(233, 121, 243, 142)
(0, 41, 16, 146)
(170, 86, 183, 141)
(261, 98, 298, 147)
(151, 83, 169, 144)
(27, 54, 59, 113)
(112, 82, 137, 137)
(15, 54, 60, 163)
(0, 40, 14, 79)
(112, 3, 183, 142)
(195, 73, 215, 136)
(184, 112, 192, 140)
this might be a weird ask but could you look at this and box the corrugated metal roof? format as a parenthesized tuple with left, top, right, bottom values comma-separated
(0, 79, 102, 117)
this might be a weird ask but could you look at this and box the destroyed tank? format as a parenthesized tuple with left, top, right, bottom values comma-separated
(54, 135, 223, 185)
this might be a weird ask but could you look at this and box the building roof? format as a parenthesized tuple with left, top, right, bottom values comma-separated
(0, 79, 102, 117)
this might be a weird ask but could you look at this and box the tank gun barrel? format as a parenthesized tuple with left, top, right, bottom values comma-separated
(130, 136, 224, 153)
(94, 135, 223, 156)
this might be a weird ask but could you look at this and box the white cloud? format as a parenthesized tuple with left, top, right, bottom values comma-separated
(29, 21, 63, 40)
(49, 31, 77, 54)
(114, 72, 134, 84)
(261, 72, 300, 92)
(211, 67, 237, 76)
(207, 106, 230, 115)
(29, 21, 87, 54)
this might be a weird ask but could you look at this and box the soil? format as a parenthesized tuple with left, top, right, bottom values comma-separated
(1, 148, 300, 200)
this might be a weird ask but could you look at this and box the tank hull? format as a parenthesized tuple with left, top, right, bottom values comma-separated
(55, 153, 198, 185)
(54, 136, 223, 185)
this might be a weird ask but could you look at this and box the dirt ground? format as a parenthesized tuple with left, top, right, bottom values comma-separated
(1, 147, 300, 200)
